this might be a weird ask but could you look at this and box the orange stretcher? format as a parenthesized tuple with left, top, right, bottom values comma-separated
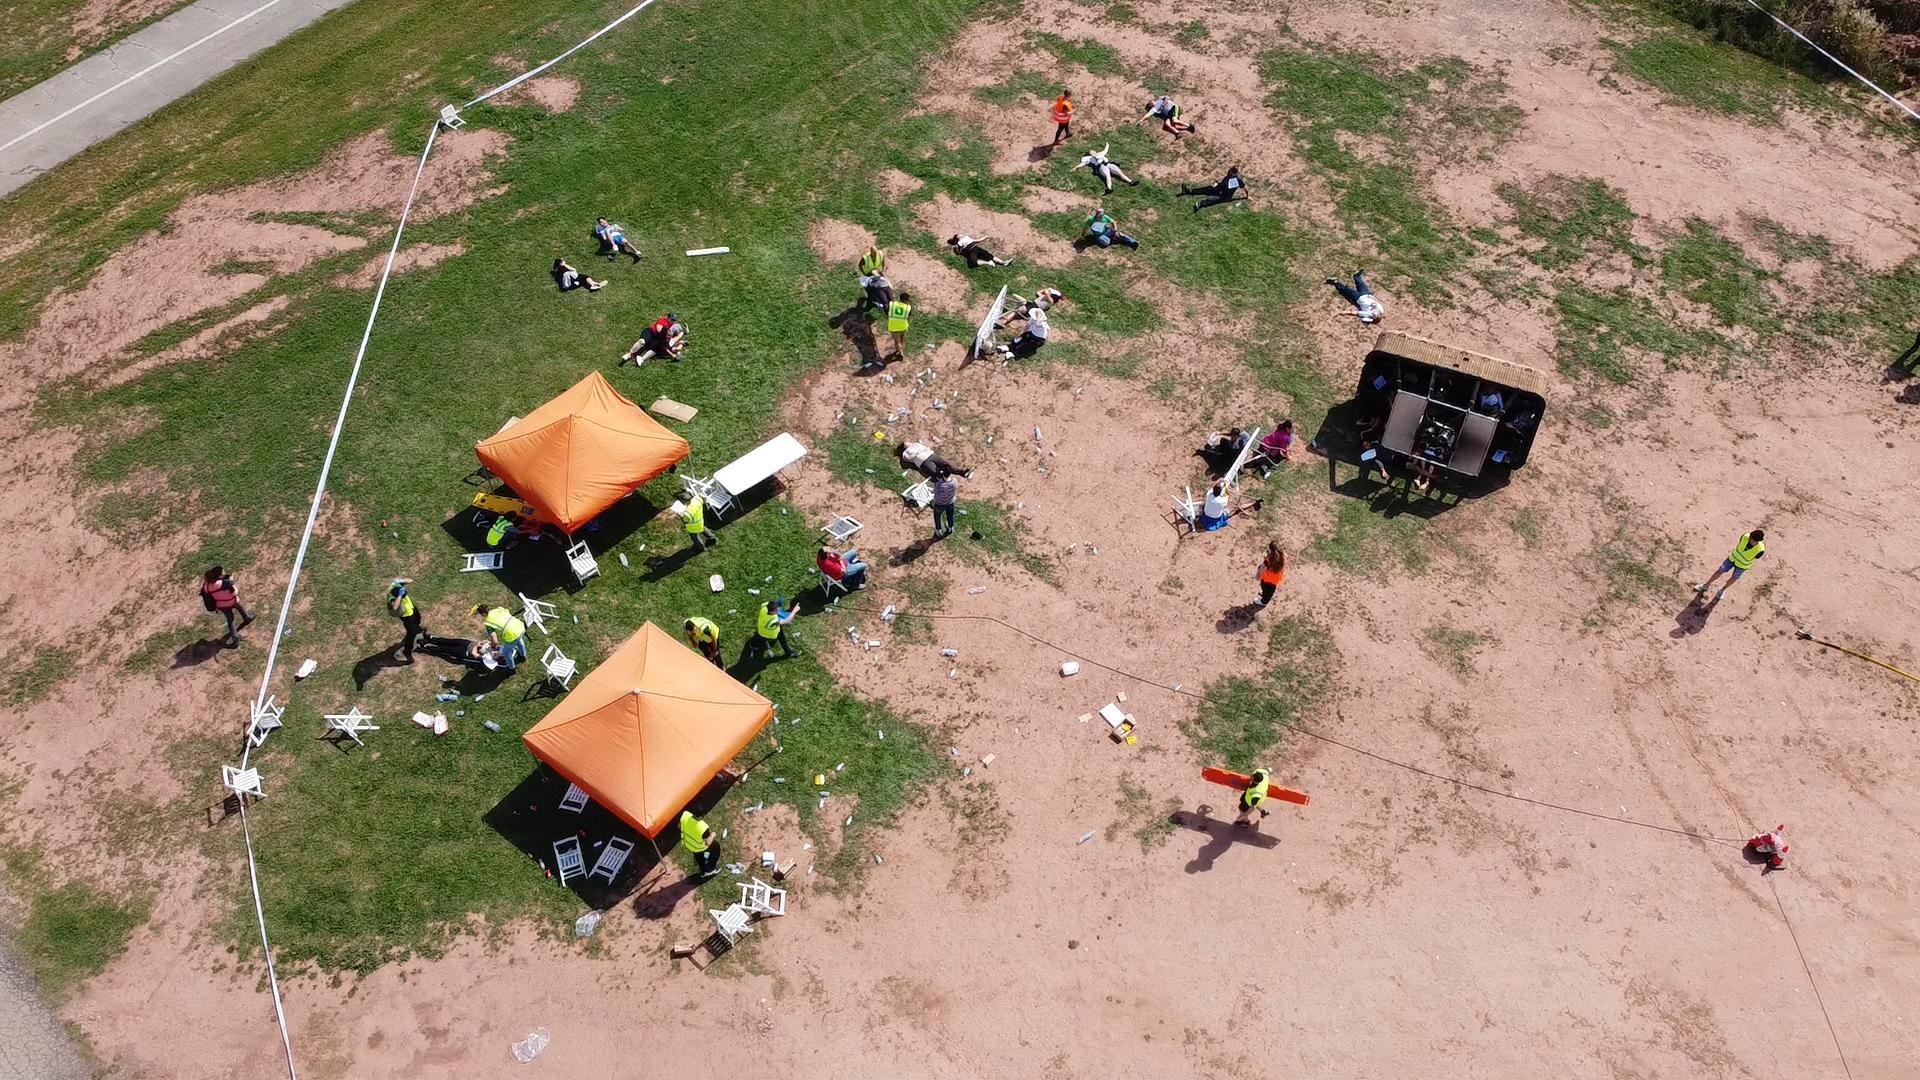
(1202, 768, 1310, 806)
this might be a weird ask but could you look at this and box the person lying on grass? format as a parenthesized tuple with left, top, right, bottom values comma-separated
(997, 287, 1063, 330)
(1140, 94, 1194, 135)
(553, 258, 605, 292)
(619, 313, 686, 366)
(946, 234, 1012, 268)
(593, 217, 643, 262)
(1181, 166, 1246, 212)
(1079, 144, 1138, 193)
(896, 440, 972, 479)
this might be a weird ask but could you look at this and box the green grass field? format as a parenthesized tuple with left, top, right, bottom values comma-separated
(0, 0, 195, 99)
(3, 0, 1916, 986)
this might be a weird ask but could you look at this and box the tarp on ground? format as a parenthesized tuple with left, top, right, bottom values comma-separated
(522, 622, 773, 838)
(475, 371, 689, 534)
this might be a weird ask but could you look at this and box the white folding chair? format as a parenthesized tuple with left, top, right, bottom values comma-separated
(438, 104, 465, 130)
(903, 478, 933, 509)
(683, 475, 735, 522)
(738, 877, 787, 917)
(822, 516, 864, 544)
(462, 551, 504, 572)
(248, 696, 285, 748)
(589, 836, 634, 883)
(541, 644, 577, 689)
(566, 542, 600, 583)
(322, 707, 379, 747)
(710, 903, 754, 944)
(1171, 485, 1201, 532)
(552, 836, 585, 885)
(222, 765, 264, 801)
(520, 593, 558, 635)
(558, 782, 590, 813)
(820, 570, 851, 599)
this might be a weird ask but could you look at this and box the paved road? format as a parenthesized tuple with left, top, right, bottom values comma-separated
(0, 929, 86, 1080)
(0, 0, 356, 199)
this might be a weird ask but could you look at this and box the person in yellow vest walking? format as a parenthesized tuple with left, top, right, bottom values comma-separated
(683, 493, 717, 552)
(885, 291, 913, 361)
(388, 578, 425, 663)
(470, 602, 527, 671)
(684, 616, 723, 667)
(1696, 528, 1765, 604)
(1233, 768, 1272, 828)
(680, 809, 720, 878)
(751, 597, 799, 660)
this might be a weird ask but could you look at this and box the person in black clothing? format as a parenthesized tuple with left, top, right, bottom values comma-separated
(1181, 166, 1247, 212)
(1895, 330, 1920, 372)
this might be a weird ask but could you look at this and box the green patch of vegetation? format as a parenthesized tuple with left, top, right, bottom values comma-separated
(1497, 175, 1642, 270)
(974, 69, 1062, 107)
(1148, 206, 1319, 311)
(1108, 774, 1180, 851)
(1421, 626, 1486, 676)
(1174, 20, 1208, 47)
(1509, 507, 1543, 548)
(945, 780, 1012, 848)
(1589, 540, 1688, 627)
(1605, 30, 1814, 122)
(1309, 496, 1431, 574)
(950, 500, 1057, 583)
(1552, 284, 1720, 383)
(1103, 2, 1138, 23)
(10, 646, 74, 707)
(824, 422, 905, 490)
(1183, 615, 1334, 769)
(1745, 214, 1833, 264)
(15, 880, 151, 1000)
(1031, 32, 1126, 76)
(1856, 258, 1920, 357)
(1042, 262, 1163, 338)
(1659, 217, 1781, 338)
(0, 0, 191, 99)
(886, 572, 948, 643)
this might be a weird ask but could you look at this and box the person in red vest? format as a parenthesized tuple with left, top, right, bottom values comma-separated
(618, 313, 686, 366)
(1747, 825, 1789, 872)
(199, 566, 254, 646)
(1050, 88, 1074, 146)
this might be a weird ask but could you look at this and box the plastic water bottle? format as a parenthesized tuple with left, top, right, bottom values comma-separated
(483, 720, 501, 733)
(435, 691, 458, 702)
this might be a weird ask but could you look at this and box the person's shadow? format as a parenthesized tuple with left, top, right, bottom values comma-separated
(351, 645, 411, 689)
(1028, 142, 1059, 162)
(828, 304, 883, 370)
(171, 637, 235, 669)
(1671, 593, 1720, 637)
(1216, 603, 1261, 634)
(1174, 808, 1280, 873)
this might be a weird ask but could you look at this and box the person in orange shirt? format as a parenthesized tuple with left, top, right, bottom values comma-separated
(1050, 89, 1074, 146)
(1256, 542, 1286, 607)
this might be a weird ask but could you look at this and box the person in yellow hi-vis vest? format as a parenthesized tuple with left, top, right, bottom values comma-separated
(684, 616, 723, 667)
(858, 244, 885, 278)
(471, 603, 527, 671)
(680, 809, 719, 878)
(1697, 528, 1765, 604)
(683, 493, 717, 552)
(1233, 768, 1272, 828)
(751, 597, 799, 660)
(885, 291, 913, 361)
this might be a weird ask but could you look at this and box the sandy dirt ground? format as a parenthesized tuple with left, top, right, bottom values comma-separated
(5, 0, 1919, 1077)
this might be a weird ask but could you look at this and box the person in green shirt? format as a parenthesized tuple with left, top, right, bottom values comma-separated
(1084, 206, 1139, 250)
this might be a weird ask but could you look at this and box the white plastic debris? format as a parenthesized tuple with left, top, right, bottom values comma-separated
(880, 605, 897, 622)
(967, 586, 987, 595)
(1060, 661, 1081, 677)
(512, 1028, 550, 1064)
(294, 659, 317, 680)
(685, 246, 730, 256)
(709, 574, 725, 592)
(574, 911, 603, 937)
(1079, 831, 1095, 845)
(941, 648, 959, 657)
(618, 552, 629, 567)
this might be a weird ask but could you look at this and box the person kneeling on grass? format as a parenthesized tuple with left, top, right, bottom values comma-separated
(947, 233, 1012, 268)
(619, 313, 685, 366)
(1140, 94, 1195, 135)
(1079, 144, 1139, 193)
(553, 258, 605, 292)
(999, 302, 1049, 360)
(1085, 207, 1140, 250)
(593, 217, 643, 262)
(817, 546, 869, 590)
(1182, 166, 1246, 212)
(1257, 420, 1294, 464)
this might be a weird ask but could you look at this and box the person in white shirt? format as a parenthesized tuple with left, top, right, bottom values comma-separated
(997, 287, 1062, 330)
(1326, 270, 1385, 324)
(999, 304, 1049, 360)
(1139, 95, 1194, 135)
(1182, 166, 1246, 212)
(946, 234, 1012, 269)
(895, 441, 972, 479)
(1078, 144, 1138, 193)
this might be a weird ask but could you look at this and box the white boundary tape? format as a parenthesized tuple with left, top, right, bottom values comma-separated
(1739, 0, 1919, 122)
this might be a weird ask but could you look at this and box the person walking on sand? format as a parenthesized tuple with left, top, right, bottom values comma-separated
(1182, 165, 1246, 212)
(387, 578, 424, 664)
(885, 290, 913, 360)
(931, 470, 960, 539)
(680, 809, 720, 878)
(751, 598, 800, 660)
(199, 566, 254, 646)
(1050, 88, 1074, 146)
(471, 603, 527, 671)
(1326, 270, 1384, 323)
(1234, 768, 1272, 827)
(1256, 543, 1286, 607)
(684, 616, 723, 667)
(1696, 528, 1765, 603)
(1079, 144, 1138, 193)
(683, 493, 718, 551)
(1084, 206, 1140, 250)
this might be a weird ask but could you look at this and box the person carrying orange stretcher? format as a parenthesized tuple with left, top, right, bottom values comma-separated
(1050, 88, 1074, 146)
(1747, 824, 1789, 872)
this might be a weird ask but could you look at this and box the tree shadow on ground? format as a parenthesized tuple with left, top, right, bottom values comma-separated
(1173, 809, 1280, 874)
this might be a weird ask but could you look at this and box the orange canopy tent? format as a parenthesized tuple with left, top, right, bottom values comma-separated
(475, 371, 689, 534)
(522, 622, 773, 838)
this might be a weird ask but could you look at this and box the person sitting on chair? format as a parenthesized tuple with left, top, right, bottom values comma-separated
(817, 546, 869, 591)
(896, 440, 972, 479)
(1202, 428, 1249, 454)
(1196, 481, 1260, 531)
(553, 258, 605, 292)
(619, 313, 685, 366)
(593, 217, 643, 262)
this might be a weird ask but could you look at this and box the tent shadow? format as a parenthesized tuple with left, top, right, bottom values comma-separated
(484, 766, 661, 909)
(441, 490, 669, 600)
(1173, 809, 1280, 874)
